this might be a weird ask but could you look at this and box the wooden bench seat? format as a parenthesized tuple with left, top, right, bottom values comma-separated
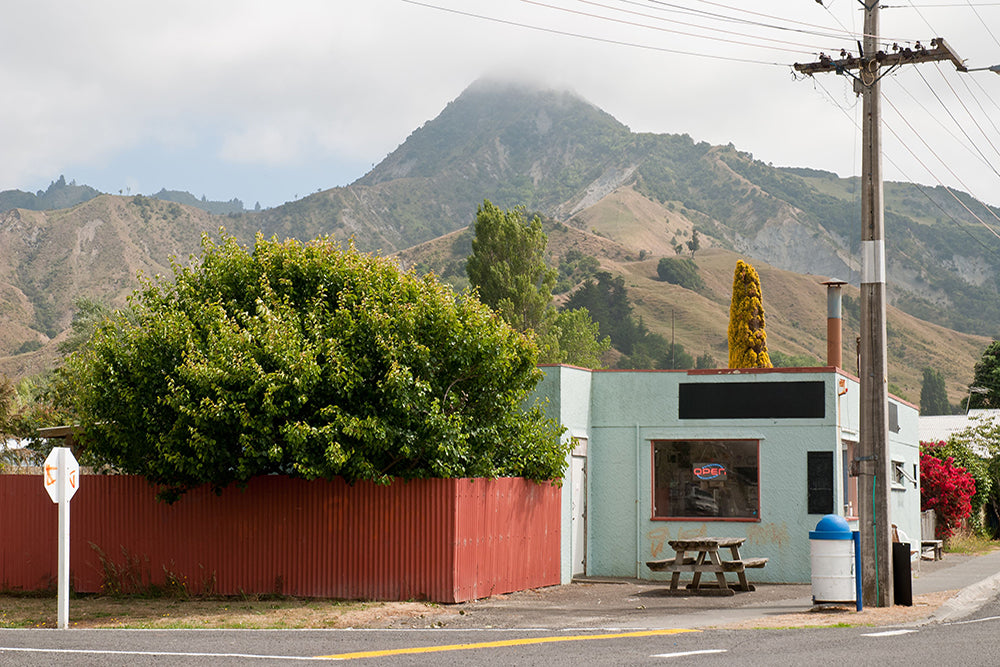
(646, 557, 697, 571)
(921, 540, 943, 561)
(647, 557, 768, 575)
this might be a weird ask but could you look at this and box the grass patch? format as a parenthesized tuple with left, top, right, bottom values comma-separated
(753, 621, 861, 630)
(944, 530, 999, 555)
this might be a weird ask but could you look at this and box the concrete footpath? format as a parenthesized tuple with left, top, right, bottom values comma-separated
(437, 549, 1000, 630)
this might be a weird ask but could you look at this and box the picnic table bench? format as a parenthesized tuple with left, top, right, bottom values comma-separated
(646, 537, 768, 596)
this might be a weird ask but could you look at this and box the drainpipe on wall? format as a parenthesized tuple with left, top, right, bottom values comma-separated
(636, 424, 642, 579)
(822, 279, 848, 369)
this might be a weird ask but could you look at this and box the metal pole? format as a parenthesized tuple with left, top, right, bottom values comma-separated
(57, 448, 70, 629)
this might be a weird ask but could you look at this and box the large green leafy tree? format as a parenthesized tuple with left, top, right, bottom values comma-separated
(920, 367, 951, 415)
(64, 233, 568, 499)
(466, 201, 555, 333)
(969, 341, 1000, 409)
(466, 201, 608, 367)
(728, 259, 772, 369)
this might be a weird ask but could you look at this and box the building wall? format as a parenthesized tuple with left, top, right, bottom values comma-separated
(537, 366, 922, 584)
(535, 365, 592, 584)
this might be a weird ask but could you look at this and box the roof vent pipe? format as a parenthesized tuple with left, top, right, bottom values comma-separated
(822, 279, 848, 369)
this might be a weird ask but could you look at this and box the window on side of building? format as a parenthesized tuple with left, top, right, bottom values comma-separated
(652, 440, 760, 521)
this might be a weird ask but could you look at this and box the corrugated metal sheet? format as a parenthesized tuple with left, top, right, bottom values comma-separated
(0, 474, 560, 603)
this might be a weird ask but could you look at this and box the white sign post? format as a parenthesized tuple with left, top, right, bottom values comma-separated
(43, 446, 79, 630)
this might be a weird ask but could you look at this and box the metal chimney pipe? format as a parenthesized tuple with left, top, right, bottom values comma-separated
(822, 279, 848, 368)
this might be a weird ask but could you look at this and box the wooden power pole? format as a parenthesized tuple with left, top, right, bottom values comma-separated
(794, 4, 965, 607)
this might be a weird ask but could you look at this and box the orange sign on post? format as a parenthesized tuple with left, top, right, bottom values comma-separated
(43, 447, 79, 504)
(42, 446, 79, 629)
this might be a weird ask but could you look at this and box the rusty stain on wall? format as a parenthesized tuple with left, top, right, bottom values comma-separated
(646, 523, 708, 557)
(747, 522, 789, 549)
(647, 526, 671, 557)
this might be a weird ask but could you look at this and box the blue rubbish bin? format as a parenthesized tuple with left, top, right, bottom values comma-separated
(810, 514, 860, 608)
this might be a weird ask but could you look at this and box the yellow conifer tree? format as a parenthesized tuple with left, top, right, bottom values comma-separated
(728, 260, 772, 369)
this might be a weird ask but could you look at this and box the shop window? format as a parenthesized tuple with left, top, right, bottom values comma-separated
(652, 440, 760, 520)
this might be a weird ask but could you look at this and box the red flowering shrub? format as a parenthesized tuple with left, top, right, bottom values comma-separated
(920, 450, 976, 539)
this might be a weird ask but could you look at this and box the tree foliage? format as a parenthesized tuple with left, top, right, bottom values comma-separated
(466, 201, 608, 367)
(656, 257, 705, 291)
(948, 414, 1000, 536)
(770, 351, 820, 368)
(58, 297, 113, 355)
(923, 439, 992, 536)
(920, 367, 951, 416)
(727, 260, 771, 369)
(466, 201, 555, 333)
(534, 308, 610, 369)
(920, 444, 976, 539)
(686, 229, 701, 257)
(64, 233, 568, 499)
(564, 273, 641, 354)
(969, 341, 1000, 409)
(564, 272, 693, 369)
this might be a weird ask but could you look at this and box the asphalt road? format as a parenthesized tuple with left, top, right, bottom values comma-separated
(4, 602, 1000, 667)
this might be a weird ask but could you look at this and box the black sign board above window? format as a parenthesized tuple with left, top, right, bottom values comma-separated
(679, 381, 826, 420)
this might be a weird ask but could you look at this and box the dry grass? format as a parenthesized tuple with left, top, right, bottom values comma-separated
(944, 530, 999, 555)
(0, 594, 447, 629)
(716, 590, 957, 630)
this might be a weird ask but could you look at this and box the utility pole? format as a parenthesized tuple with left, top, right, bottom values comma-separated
(794, 4, 964, 607)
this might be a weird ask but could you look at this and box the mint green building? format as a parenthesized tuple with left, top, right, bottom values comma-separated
(538, 365, 921, 585)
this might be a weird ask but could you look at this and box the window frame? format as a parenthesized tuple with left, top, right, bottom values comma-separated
(650, 439, 761, 523)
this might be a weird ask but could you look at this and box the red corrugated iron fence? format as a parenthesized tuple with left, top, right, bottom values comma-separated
(0, 475, 560, 603)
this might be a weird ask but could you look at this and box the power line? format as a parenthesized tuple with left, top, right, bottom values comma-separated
(814, 76, 1000, 263)
(689, 0, 921, 46)
(629, 0, 860, 43)
(907, 66, 1000, 177)
(887, 73, 998, 172)
(883, 94, 1000, 238)
(522, 0, 826, 55)
(399, 0, 793, 66)
(881, 2, 1000, 7)
(970, 75, 1000, 115)
(932, 62, 1000, 164)
(966, 0, 1000, 49)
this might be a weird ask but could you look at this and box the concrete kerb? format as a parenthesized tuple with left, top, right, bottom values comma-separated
(927, 567, 1000, 624)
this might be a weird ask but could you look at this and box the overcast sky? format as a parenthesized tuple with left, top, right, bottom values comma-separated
(3, 0, 999, 210)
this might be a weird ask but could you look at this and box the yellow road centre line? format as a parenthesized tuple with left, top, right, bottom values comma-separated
(317, 628, 700, 660)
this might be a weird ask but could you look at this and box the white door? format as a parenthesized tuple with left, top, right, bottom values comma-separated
(571, 449, 587, 577)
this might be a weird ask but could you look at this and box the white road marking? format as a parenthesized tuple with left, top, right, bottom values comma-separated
(652, 649, 728, 658)
(0, 647, 326, 661)
(947, 615, 1000, 626)
(860, 629, 917, 637)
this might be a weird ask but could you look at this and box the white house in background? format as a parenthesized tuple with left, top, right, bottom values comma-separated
(919, 409, 1000, 449)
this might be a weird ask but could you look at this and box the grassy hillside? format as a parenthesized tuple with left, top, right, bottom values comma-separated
(0, 195, 223, 378)
(396, 184, 989, 406)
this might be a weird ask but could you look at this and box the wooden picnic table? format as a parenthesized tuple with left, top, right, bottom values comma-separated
(646, 537, 768, 596)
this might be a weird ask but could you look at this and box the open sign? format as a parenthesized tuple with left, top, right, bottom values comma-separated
(693, 463, 727, 480)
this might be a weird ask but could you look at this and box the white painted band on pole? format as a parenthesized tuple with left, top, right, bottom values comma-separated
(861, 240, 885, 284)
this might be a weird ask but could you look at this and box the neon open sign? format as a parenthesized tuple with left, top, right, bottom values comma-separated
(693, 463, 727, 480)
